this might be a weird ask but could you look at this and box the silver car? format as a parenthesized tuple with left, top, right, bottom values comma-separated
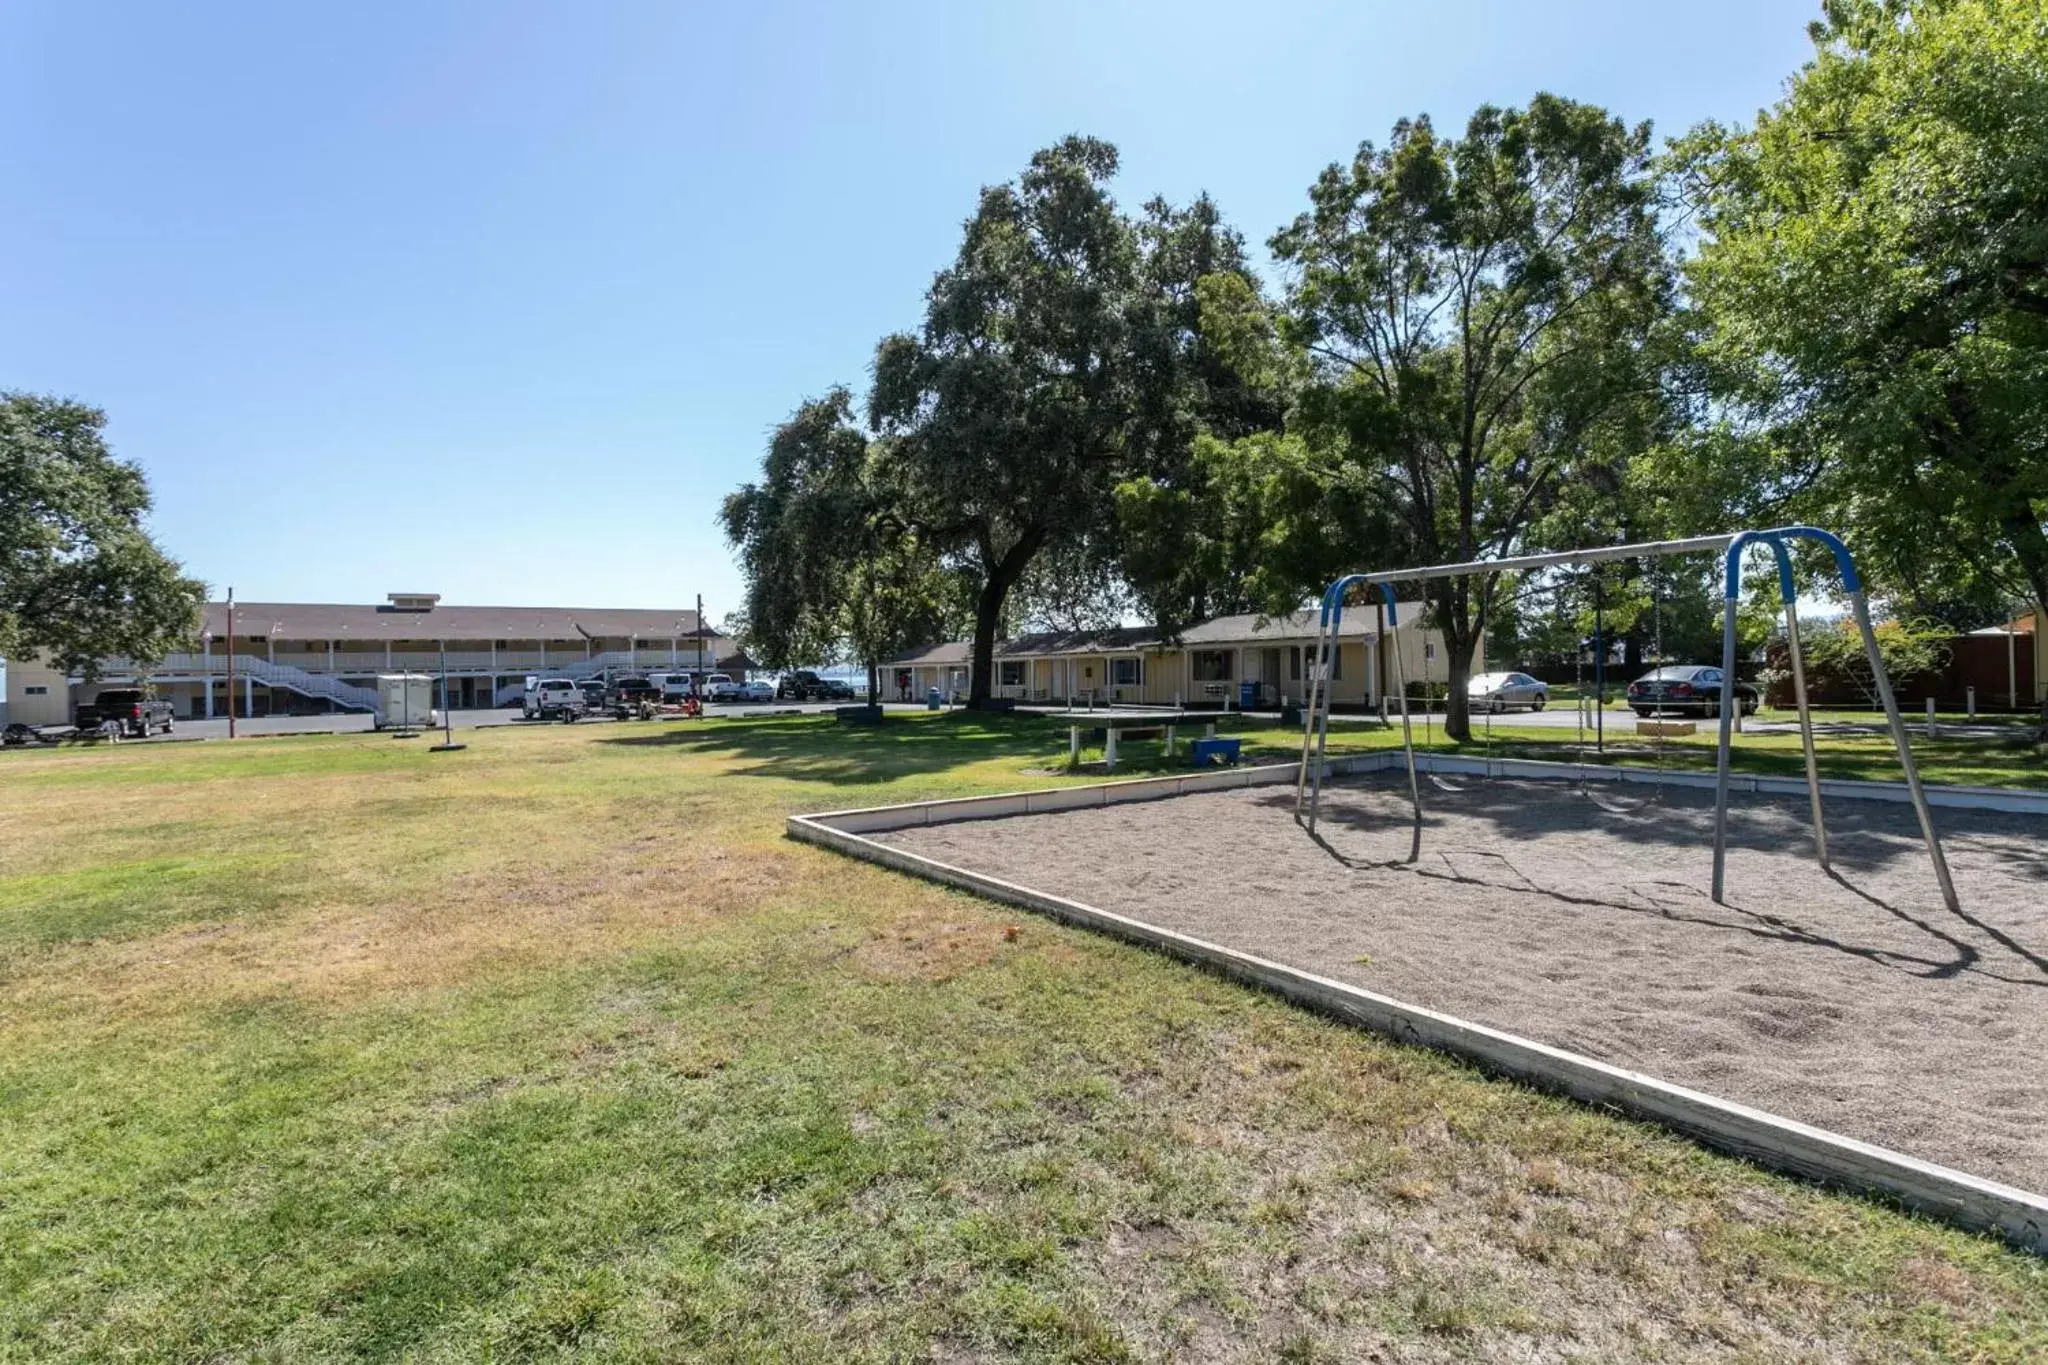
(1468, 671, 1549, 712)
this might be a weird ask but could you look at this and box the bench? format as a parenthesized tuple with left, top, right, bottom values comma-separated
(1189, 736, 1241, 767)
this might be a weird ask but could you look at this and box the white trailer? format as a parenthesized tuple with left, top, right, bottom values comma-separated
(376, 673, 436, 730)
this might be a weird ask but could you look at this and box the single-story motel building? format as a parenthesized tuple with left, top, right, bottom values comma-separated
(883, 606, 1465, 709)
(4, 593, 736, 726)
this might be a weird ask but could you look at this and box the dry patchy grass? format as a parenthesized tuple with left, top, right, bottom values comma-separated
(0, 714, 2043, 1362)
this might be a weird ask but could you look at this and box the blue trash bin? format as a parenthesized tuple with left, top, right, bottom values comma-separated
(926, 687, 942, 711)
(1238, 680, 1259, 710)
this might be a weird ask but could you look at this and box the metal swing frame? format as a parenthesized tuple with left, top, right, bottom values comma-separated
(1293, 525, 1961, 912)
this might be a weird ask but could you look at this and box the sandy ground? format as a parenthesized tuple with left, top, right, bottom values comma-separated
(880, 774, 2048, 1194)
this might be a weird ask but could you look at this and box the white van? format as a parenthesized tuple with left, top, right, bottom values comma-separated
(524, 678, 585, 722)
(659, 673, 697, 703)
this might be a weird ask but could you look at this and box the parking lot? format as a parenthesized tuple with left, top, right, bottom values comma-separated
(3, 698, 926, 747)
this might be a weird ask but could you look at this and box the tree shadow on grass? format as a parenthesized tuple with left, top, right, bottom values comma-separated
(598, 712, 1303, 788)
(594, 713, 1073, 787)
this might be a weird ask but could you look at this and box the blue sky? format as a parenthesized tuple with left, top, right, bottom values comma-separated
(1, 1, 1817, 618)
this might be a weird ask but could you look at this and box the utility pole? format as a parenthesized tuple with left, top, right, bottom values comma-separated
(696, 593, 704, 679)
(225, 587, 236, 740)
(1594, 571, 1605, 754)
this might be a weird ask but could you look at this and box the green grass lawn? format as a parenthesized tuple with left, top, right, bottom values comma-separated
(1074, 706, 2048, 791)
(2, 715, 2044, 1361)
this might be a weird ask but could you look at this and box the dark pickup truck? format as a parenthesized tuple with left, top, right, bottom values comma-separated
(76, 689, 175, 738)
(605, 675, 664, 719)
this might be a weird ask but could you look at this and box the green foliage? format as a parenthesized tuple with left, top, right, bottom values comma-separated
(865, 139, 1275, 697)
(867, 137, 1150, 702)
(1198, 97, 1675, 736)
(1795, 614, 1955, 707)
(1676, 0, 2048, 617)
(0, 392, 205, 677)
(720, 390, 969, 679)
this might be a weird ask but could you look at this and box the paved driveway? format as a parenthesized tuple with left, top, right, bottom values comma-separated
(35, 700, 920, 745)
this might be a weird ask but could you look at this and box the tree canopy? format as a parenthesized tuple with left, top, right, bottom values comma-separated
(724, 11, 2048, 717)
(719, 389, 967, 695)
(0, 392, 205, 679)
(1676, 0, 2048, 623)
(1193, 95, 1675, 737)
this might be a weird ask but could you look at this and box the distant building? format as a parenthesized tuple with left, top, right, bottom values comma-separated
(883, 606, 1469, 708)
(4, 593, 735, 724)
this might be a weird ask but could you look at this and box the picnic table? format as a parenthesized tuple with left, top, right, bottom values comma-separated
(1044, 709, 1229, 772)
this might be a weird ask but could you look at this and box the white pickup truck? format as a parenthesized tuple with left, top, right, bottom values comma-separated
(523, 678, 586, 722)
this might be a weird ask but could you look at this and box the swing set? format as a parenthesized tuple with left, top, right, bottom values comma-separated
(1293, 526, 1961, 913)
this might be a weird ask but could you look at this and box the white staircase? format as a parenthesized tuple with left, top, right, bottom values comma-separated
(229, 658, 381, 714)
(98, 653, 382, 715)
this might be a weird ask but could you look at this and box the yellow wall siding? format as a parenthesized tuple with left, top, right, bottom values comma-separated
(6, 656, 72, 725)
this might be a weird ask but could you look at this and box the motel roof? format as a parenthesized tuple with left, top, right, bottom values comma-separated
(199, 599, 708, 643)
(886, 641, 976, 666)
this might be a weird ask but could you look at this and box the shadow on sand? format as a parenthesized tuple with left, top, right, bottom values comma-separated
(1255, 778, 2048, 990)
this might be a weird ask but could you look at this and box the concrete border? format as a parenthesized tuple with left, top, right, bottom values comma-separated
(788, 760, 2048, 1255)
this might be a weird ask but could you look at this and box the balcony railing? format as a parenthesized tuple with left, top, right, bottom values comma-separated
(100, 641, 730, 680)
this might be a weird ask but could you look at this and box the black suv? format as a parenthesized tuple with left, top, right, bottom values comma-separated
(777, 671, 857, 701)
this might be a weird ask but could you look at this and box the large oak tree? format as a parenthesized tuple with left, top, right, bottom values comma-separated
(866, 137, 1267, 705)
(1201, 96, 1673, 738)
(720, 390, 967, 697)
(1, 393, 204, 679)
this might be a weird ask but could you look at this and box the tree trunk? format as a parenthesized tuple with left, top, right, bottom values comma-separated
(967, 528, 1047, 709)
(969, 582, 1002, 708)
(866, 659, 880, 705)
(1442, 628, 1479, 742)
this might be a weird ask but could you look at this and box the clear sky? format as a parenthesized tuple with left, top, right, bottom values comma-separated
(1, 1, 1819, 618)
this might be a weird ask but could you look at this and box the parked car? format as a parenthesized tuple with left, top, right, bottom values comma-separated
(738, 679, 775, 703)
(702, 674, 741, 703)
(1467, 671, 1548, 712)
(524, 678, 586, 722)
(75, 688, 174, 737)
(777, 670, 828, 701)
(578, 679, 608, 708)
(659, 673, 697, 704)
(610, 675, 662, 705)
(1626, 665, 1759, 718)
(776, 671, 859, 701)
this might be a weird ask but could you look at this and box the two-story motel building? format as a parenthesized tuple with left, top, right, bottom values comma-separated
(4, 593, 735, 725)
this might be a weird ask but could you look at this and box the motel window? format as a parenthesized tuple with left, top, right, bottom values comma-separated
(1190, 650, 1231, 682)
(1289, 647, 1302, 682)
(1425, 641, 1436, 660)
(1111, 657, 1142, 688)
(24, 685, 48, 696)
(999, 660, 1025, 687)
